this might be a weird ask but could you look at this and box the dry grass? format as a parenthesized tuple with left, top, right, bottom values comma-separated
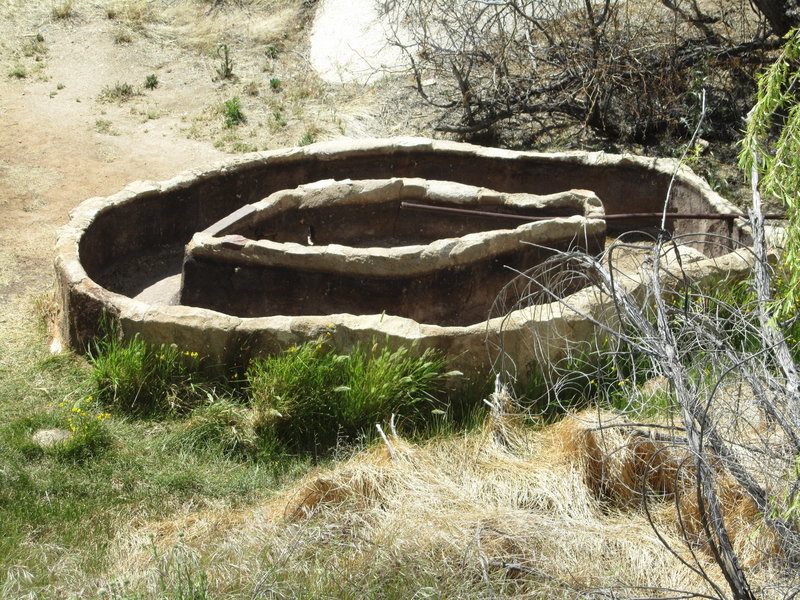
(102, 409, 785, 598)
(51, 0, 74, 20)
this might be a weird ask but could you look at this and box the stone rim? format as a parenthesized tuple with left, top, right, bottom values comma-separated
(55, 137, 751, 375)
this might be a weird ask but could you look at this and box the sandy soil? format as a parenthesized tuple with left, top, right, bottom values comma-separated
(310, 0, 409, 83)
(0, 12, 223, 356)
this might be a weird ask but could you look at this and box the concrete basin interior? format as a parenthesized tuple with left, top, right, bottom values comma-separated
(179, 178, 606, 325)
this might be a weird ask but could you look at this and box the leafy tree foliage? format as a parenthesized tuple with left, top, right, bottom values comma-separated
(740, 28, 800, 313)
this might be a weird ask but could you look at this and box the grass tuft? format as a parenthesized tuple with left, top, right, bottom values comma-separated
(298, 129, 317, 146)
(168, 399, 256, 458)
(9, 65, 27, 79)
(248, 339, 455, 452)
(88, 332, 216, 416)
(99, 81, 139, 102)
(51, 0, 74, 20)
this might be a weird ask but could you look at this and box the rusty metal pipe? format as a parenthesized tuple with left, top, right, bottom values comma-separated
(399, 201, 785, 222)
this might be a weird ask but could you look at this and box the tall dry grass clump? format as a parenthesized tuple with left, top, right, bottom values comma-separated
(103, 405, 782, 598)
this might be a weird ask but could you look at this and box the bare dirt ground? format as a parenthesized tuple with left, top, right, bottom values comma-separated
(0, 0, 427, 358)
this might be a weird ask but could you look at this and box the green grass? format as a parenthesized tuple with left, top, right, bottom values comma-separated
(0, 335, 306, 597)
(0, 314, 484, 597)
(88, 332, 219, 416)
(9, 64, 27, 78)
(166, 399, 256, 458)
(248, 339, 460, 452)
(298, 130, 316, 146)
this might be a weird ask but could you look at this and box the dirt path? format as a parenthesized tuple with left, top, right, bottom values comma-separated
(0, 62, 224, 298)
(0, 8, 234, 355)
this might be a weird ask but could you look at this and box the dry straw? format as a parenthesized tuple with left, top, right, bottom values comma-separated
(104, 405, 782, 598)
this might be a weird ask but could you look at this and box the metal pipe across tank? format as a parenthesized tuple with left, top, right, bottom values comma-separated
(399, 201, 784, 222)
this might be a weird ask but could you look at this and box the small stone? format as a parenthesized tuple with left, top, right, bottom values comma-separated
(32, 428, 71, 448)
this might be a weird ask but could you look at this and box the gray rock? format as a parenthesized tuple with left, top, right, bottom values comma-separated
(32, 428, 71, 448)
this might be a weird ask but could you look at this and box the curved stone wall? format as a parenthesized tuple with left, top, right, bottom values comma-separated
(181, 178, 606, 324)
(55, 137, 749, 375)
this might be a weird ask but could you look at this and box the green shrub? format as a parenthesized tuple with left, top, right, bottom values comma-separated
(248, 341, 454, 451)
(144, 73, 158, 89)
(88, 333, 213, 416)
(223, 96, 245, 127)
(269, 77, 281, 92)
(517, 334, 659, 422)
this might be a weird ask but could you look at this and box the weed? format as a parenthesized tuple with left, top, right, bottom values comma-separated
(99, 81, 138, 103)
(113, 28, 132, 44)
(144, 73, 158, 90)
(216, 43, 234, 80)
(248, 340, 455, 452)
(264, 44, 279, 59)
(9, 65, 27, 79)
(298, 130, 317, 146)
(51, 0, 74, 20)
(22, 36, 47, 58)
(49, 396, 113, 462)
(94, 119, 117, 135)
(272, 110, 287, 128)
(244, 80, 259, 96)
(119, 0, 153, 24)
(57, 82, 64, 90)
(222, 96, 245, 127)
(269, 77, 281, 92)
(231, 140, 257, 152)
